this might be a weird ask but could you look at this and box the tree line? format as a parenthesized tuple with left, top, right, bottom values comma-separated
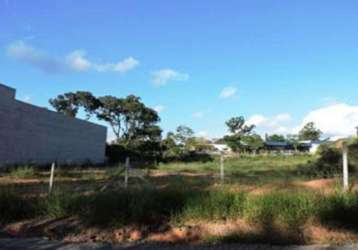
(50, 92, 322, 163)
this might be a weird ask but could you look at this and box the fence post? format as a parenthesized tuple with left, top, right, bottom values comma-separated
(49, 162, 55, 195)
(220, 153, 225, 184)
(342, 143, 349, 192)
(124, 157, 130, 189)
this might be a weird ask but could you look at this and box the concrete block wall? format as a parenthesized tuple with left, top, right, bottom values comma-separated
(0, 83, 107, 166)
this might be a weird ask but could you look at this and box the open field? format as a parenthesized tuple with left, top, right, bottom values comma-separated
(1, 155, 358, 246)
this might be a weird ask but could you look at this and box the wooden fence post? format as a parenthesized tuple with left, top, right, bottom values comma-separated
(342, 144, 349, 192)
(124, 157, 130, 189)
(49, 162, 55, 195)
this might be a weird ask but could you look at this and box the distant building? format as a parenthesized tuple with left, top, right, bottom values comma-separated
(211, 144, 233, 154)
(0, 83, 107, 166)
(264, 139, 330, 154)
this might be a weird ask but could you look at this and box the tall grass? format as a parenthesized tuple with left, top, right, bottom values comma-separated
(0, 189, 38, 224)
(2, 188, 358, 234)
(243, 192, 317, 227)
(180, 191, 246, 221)
(9, 166, 35, 179)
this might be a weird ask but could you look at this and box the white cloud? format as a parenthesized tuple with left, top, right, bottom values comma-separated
(247, 104, 358, 139)
(247, 113, 292, 135)
(112, 57, 139, 73)
(6, 41, 139, 74)
(274, 113, 291, 122)
(298, 103, 358, 138)
(7, 41, 65, 73)
(220, 86, 237, 99)
(196, 131, 209, 138)
(21, 96, 31, 103)
(246, 114, 267, 126)
(154, 105, 165, 113)
(152, 69, 189, 86)
(65, 50, 92, 71)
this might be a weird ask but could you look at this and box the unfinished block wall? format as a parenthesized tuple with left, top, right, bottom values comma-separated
(0, 83, 107, 166)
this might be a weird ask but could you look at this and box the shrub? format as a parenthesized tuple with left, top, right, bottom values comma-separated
(298, 144, 349, 178)
(318, 191, 358, 230)
(9, 166, 35, 179)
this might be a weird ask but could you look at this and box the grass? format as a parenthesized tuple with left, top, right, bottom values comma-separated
(8, 166, 36, 179)
(2, 187, 358, 229)
(0, 188, 38, 225)
(1, 154, 358, 244)
(157, 154, 314, 185)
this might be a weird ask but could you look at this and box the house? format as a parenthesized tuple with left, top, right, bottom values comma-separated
(264, 139, 330, 154)
(212, 143, 232, 154)
(0, 83, 107, 166)
(299, 139, 330, 154)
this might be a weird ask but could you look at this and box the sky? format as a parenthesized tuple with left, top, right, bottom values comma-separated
(1, 0, 358, 140)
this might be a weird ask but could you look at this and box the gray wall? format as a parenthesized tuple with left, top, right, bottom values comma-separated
(0, 83, 107, 166)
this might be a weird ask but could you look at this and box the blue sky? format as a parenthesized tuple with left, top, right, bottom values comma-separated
(1, 0, 358, 139)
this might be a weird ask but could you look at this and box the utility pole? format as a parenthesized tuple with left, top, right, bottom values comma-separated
(356, 126, 358, 137)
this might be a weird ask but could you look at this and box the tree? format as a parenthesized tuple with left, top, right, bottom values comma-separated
(226, 116, 254, 135)
(96, 95, 160, 144)
(224, 116, 255, 152)
(286, 134, 300, 151)
(49, 92, 79, 117)
(298, 122, 322, 141)
(175, 125, 194, 146)
(50, 92, 162, 161)
(49, 91, 99, 119)
(96, 96, 125, 140)
(241, 134, 264, 153)
(266, 134, 286, 142)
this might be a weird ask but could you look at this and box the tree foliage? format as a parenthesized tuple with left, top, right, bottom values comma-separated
(266, 134, 286, 142)
(223, 116, 255, 152)
(225, 116, 255, 135)
(298, 122, 322, 141)
(50, 91, 161, 162)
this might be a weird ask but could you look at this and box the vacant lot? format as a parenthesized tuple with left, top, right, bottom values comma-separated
(1, 155, 358, 245)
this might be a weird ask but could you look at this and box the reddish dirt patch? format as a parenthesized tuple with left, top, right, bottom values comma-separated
(300, 179, 336, 189)
(303, 224, 358, 244)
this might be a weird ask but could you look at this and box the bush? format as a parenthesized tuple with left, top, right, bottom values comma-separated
(9, 166, 35, 179)
(318, 191, 358, 229)
(297, 144, 351, 177)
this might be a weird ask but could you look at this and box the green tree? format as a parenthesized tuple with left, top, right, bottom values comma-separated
(266, 134, 286, 142)
(49, 91, 100, 119)
(241, 134, 264, 153)
(224, 116, 255, 152)
(96, 95, 160, 144)
(226, 116, 254, 135)
(286, 134, 300, 151)
(298, 122, 322, 141)
(49, 92, 79, 117)
(175, 125, 194, 146)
